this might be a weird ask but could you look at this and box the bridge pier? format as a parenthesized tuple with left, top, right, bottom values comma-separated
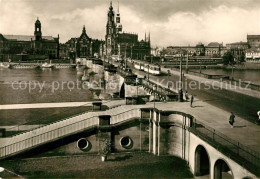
(152, 110, 158, 155)
(0, 105, 258, 179)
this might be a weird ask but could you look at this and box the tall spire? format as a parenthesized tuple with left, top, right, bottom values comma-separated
(109, 1, 113, 11)
(145, 32, 146, 42)
(118, 1, 119, 13)
(148, 32, 150, 42)
(82, 25, 86, 34)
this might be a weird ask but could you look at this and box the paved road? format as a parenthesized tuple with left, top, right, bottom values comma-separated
(127, 62, 260, 124)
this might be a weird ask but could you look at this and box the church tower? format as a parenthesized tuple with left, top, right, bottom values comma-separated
(34, 17, 42, 41)
(106, 1, 115, 36)
(116, 1, 122, 33)
(105, 1, 116, 55)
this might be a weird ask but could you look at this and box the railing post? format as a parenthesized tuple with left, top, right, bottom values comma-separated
(213, 129, 215, 141)
(237, 142, 239, 155)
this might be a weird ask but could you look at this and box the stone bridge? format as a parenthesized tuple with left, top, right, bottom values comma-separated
(0, 103, 258, 179)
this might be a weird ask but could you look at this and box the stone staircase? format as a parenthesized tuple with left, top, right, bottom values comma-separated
(0, 105, 141, 159)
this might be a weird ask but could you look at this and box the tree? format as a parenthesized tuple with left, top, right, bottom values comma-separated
(213, 54, 220, 58)
(100, 139, 111, 162)
(238, 52, 245, 64)
(199, 51, 205, 56)
(222, 51, 234, 66)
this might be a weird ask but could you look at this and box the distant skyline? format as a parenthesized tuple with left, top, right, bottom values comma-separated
(1, 0, 260, 47)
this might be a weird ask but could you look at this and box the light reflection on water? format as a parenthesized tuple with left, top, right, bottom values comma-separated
(193, 69, 260, 84)
(0, 68, 94, 104)
(0, 66, 122, 105)
(0, 67, 122, 125)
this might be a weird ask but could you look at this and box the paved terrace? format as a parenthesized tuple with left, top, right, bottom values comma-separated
(0, 99, 259, 152)
(0, 100, 123, 110)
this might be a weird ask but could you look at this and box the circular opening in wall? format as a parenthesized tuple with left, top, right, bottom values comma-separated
(120, 136, 133, 149)
(77, 138, 89, 150)
(145, 126, 150, 131)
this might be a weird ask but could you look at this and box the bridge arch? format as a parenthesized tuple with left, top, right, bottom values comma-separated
(214, 158, 233, 179)
(194, 144, 210, 177)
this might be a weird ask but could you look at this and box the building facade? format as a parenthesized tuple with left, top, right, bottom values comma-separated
(247, 35, 260, 48)
(64, 26, 104, 59)
(226, 42, 248, 63)
(245, 48, 260, 62)
(105, 2, 151, 60)
(245, 35, 260, 62)
(164, 42, 226, 59)
(0, 18, 59, 61)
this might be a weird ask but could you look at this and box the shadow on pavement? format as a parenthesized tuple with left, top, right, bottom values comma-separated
(234, 125, 246, 128)
(192, 105, 204, 108)
(108, 155, 133, 162)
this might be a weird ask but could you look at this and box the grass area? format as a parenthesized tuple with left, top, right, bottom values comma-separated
(1, 152, 194, 178)
(0, 106, 93, 126)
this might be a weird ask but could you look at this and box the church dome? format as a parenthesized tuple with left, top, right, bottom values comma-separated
(116, 24, 122, 28)
(35, 18, 41, 24)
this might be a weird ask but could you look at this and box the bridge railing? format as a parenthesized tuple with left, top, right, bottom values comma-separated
(190, 119, 260, 175)
(4, 100, 123, 137)
(0, 108, 140, 159)
(111, 108, 141, 124)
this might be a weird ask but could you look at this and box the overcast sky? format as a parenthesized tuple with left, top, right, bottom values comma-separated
(0, 0, 260, 47)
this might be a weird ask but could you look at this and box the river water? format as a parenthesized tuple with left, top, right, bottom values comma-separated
(0, 65, 122, 125)
(0, 68, 95, 104)
(193, 69, 260, 85)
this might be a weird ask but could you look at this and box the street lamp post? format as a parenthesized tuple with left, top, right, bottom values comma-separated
(231, 62, 234, 80)
(153, 85, 156, 110)
(131, 45, 133, 61)
(167, 70, 171, 94)
(199, 58, 202, 74)
(147, 64, 150, 81)
(124, 44, 127, 69)
(136, 78, 139, 97)
(179, 54, 183, 102)
(186, 53, 189, 74)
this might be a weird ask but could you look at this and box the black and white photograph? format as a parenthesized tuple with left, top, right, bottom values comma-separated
(0, 0, 260, 178)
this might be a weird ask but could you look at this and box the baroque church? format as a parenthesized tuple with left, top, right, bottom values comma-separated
(0, 18, 59, 61)
(65, 26, 104, 59)
(105, 2, 151, 59)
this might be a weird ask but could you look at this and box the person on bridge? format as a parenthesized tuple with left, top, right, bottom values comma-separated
(229, 112, 235, 128)
(185, 91, 189, 101)
(257, 111, 260, 123)
(190, 94, 194, 107)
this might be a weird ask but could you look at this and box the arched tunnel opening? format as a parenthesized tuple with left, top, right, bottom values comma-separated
(214, 159, 233, 179)
(120, 136, 133, 149)
(195, 145, 210, 176)
(77, 138, 89, 150)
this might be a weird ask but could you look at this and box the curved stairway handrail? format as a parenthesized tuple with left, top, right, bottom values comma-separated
(0, 107, 140, 159)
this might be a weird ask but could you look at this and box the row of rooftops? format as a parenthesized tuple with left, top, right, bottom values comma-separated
(247, 35, 260, 39)
(167, 42, 224, 48)
(167, 35, 260, 48)
(0, 34, 58, 42)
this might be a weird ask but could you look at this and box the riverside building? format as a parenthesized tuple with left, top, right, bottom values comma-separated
(0, 18, 59, 61)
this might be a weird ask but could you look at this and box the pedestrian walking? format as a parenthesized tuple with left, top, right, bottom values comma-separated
(185, 91, 189, 101)
(229, 112, 235, 128)
(257, 111, 260, 123)
(190, 94, 194, 107)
